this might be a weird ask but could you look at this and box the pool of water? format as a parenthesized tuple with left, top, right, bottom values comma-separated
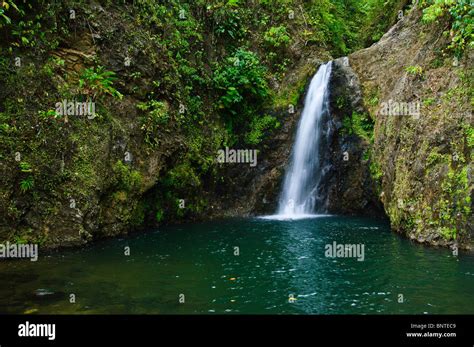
(1, 216, 473, 314)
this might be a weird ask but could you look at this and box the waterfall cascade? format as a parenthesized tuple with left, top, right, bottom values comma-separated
(275, 62, 333, 218)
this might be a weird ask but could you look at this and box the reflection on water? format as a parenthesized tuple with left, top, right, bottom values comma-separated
(1, 216, 473, 314)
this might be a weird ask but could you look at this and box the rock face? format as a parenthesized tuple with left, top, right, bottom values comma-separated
(208, 59, 323, 217)
(1, 2, 339, 248)
(209, 57, 384, 218)
(347, 7, 473, 248)
(0, 26, 188, 249)
(1, 1, 470, 251)
(221, 5, 473, 249)
(324, 58, 383, 216)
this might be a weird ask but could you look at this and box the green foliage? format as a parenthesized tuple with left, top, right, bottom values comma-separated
(11, 227, 47, 245)
(212, 4, 246, 41)
(405, 65, 424, 77)
(264, 26, 291, 48)
(273, 70, 309, 109)
(357, 0, 407, 46)
(11, 16, 41, 47)
(438, 165, 471, 240)
(155, 209, 164, 223)
(0, 1, 20, 27)
(38, 109, 59, 120)
(440, 226, 457, 240)
(163, 162, 201, 191)
(423, 141, 472, 242)
(426, 149, 448, 166)
(18, 161, 33, 192)
(213, 49, 269, 139)
(301, 0, 400, 54)
(137, 100, 169, 147)
(367, 88, 380, 107)
(0, 1, 63, 51)
(130, 201, 146, 227)
(245, 114, 280, 145)
(464, 123, 474, 148)
(421, 0, 474, 57)
(79, 66, 123, 99)
(423, 97, 436, 106)
(19, 161, 32, 173)
(341, 112, 374, 142)
(42, 56, 65, 77)
(150, 127, 215, 222)
(19, 176, 34, 192)
(112, 161, 142, 192)
(13, 234, 28, 244)
(369, 160, 383, 181)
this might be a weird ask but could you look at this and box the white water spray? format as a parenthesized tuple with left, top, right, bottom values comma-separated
(276, 62, 332, 218)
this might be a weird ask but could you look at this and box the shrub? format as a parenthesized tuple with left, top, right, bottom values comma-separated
(263, 26, 291, 48)
(79, 66, 123, 99)
(213, 49, 269, 137)
(19, 176, 34, 192)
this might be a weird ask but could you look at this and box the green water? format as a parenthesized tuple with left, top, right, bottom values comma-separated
(1, 216, 473, 314)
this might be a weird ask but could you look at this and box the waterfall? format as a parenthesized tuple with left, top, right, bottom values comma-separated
(276, 62, 332, 217)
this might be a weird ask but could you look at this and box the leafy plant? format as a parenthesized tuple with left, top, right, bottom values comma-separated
(38, 109, 59, 120)
(437, 164, 471, 240)
(369, 160, 383, 181)
(405, 65, 424, 77)
(137, 100, 169, 124)
(421, 0, 473, 57)
(0, 1, 20, 26)
(79, 66, 123, 99)
(19, 176, 34, 192)
(213, 49, 269, 138)
(18, 161, 34, 193)
(212, 3, 245, 41)
(341, 112, 374, 142)
(264, 26, 291, 48)
(245, 114, 280, 145)
(137, 100, 169, 147)
(423, 97, 436, 106)
(19, 161, 32, 173)
(42, 56, 65, 76)
(465, 124, 474, 148)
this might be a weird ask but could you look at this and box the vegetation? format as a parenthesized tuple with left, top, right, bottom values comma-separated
(0, 1, 20, 27)
(137, 100, 170, 147)
(1, 0, 470, 248)
(79, 66, 123, 100)
(341, 112, 374, 142)
(213, 49, 270, 142)
(405, 65, 424, 77)
(420, 0, 474, 57)
(263, 26, 291, 48)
